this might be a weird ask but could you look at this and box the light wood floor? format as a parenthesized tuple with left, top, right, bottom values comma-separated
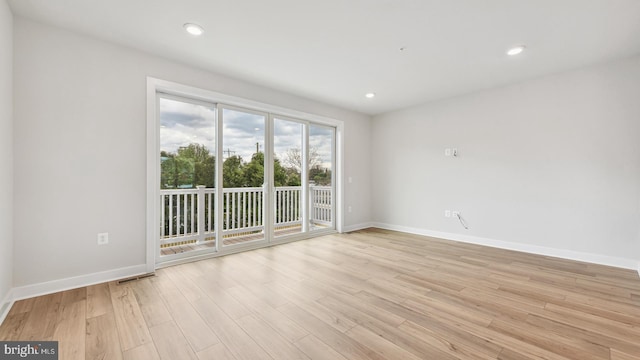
(2, 228, 640, 360)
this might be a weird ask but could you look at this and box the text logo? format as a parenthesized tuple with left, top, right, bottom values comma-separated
(1, 342, 58, 360)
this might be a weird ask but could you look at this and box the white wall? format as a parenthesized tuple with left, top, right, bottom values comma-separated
(13, 18, 371, 287)
(372, 56, 640, 266)
(0, 0, 14, 311)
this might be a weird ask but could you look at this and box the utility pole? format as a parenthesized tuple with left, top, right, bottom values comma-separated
(223, 148, 235, 158)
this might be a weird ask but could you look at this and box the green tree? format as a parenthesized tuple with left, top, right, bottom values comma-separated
(177, 143, 210, 162)
(160, 143, 216, 188)
(162, 144, 313, 189)
(178, 143, 215, 187)
(274, 157, 288, 186)
(284, 168, 301, 186)
(244, 152, 265, 187)
(161, 155, 194, 189)
(309, 165, 332, 186)
(223, 155, 244, 188)
(238, 152, 290, 187)
(194, 156, 215, 187)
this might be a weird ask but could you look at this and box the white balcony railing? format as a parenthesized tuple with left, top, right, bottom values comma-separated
(160, 185, 332, 248)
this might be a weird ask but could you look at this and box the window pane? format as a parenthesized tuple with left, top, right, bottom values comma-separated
(221, 108, 266, 246)
(309, 124, 334, 230)
(274, 118, 304, 237)
(158, 96, 216, 258)
(159, 97, 216, 189)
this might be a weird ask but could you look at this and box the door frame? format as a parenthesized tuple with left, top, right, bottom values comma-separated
(270, 114, 310, 241)
(216, 104, 271, 254)
(146, 77, 344, 270)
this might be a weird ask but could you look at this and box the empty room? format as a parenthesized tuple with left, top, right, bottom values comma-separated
(1, 0, 639, 359)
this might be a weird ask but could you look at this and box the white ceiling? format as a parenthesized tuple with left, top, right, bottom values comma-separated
(8, 0, 640, 115)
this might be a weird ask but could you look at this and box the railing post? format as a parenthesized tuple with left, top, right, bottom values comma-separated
(309, 186, 315, 226)
(196, 185, 206, 244)
(262, 183, 268, 234)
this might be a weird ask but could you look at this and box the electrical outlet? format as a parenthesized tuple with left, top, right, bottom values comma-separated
(348, 206, 352, 213)
(445, 210, 451, 218)
(452, 148, 458, 157)
(452, 211, 460, 218)
(97, 232, 109, 245)
(445, 148, 451, 156)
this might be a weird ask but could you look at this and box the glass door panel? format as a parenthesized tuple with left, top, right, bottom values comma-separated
(220, 107, 267, 247)
(158, 96, 216, 260)
(309, 124, 335, 231)
(273, 118, 304, 238)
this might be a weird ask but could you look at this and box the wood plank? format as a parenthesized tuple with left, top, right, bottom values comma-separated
(130, 278, 173, 327)
(149, 321, 198, 360)
(190, 297, 273, 360)
(8, 297, 36, 314)
(277, 302, 385, 360)
(235, 314, 310, 359)
(17, 292, 62, 341)
(524, 314, 640, 356)
(196, 343, 238, 360)
(109, 282, 153, 351)
(401, 299, 572, 360)
(353, 291, 503, 359)
(488, 318, 610, 360)
(122, 343, 160, 360)
(316, 294, 459, 360)
(326, 288, 407, 327)
(0, 312, 29, 340)
(497, 348, 538, 360)
(345, 325, 422, 360)
(53, 300, 86, 360)
(61, 287, 87, 305)
(184, 273, 251, 320)
(86, 283, 113, 318)
(86, 312, 123, 360)
(294, 334, 349, 360)
(611, 349, 640, 360)
(163, 266, 205, 303)
(151, 272, 220, 352)
(226, 285, 308, 342)
(542, 302, 640, 341)
(267, 281, 358, 333)
(398, 320, 500, 360)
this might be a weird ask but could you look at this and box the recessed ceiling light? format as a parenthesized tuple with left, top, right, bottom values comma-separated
(184, 23, 204, 36)
(365, 92, 376, 98)
(507, 45, 526, 56)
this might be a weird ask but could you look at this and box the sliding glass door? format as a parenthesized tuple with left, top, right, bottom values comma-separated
(273, 117, 305, 238)
(156, 95, 335, 263)
(158, 95, 217, 257)
(219, 106, 268, 249)
(309, 124, 335, 231)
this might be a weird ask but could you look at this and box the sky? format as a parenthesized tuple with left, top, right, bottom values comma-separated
(159, 97, 333, 169)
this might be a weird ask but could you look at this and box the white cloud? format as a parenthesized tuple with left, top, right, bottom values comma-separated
(159, 99, 334, 170)
(160, 97, 215, 154)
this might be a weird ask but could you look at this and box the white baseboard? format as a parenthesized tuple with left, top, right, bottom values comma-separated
(343, 222, 374, 233)
(372, 222, 639, 271)
(0, 288, 14, 325)
(11, 264, 149, 302)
